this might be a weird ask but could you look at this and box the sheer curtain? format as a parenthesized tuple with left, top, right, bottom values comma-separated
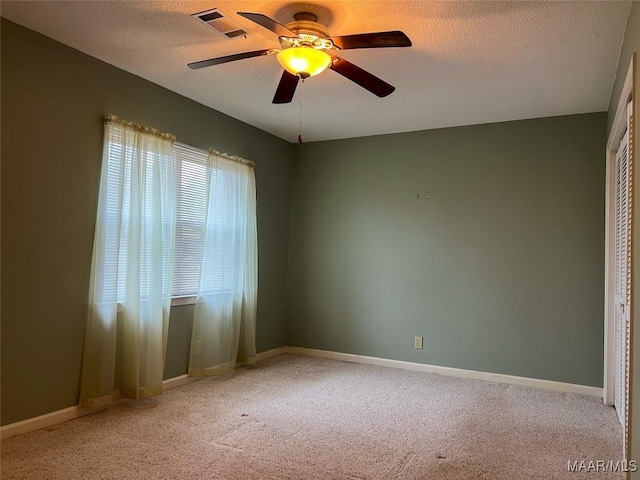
(189, 150, 257, 376)
(80, 115, 176, 407)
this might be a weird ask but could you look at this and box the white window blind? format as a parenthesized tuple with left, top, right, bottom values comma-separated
(197, 154, 247, 296)
(172, 144, 208, 297)
(100, 125, 174, 304)
(102, 140, 249, 302)
(171, 143, 246, 298)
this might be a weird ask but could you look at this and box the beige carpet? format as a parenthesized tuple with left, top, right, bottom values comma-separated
(1, 354, 623, 479)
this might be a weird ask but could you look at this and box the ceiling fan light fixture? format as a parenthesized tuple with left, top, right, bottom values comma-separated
(276, 47, 331, 78)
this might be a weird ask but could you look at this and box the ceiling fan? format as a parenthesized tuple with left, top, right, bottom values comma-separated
(188, 11, 412, 104)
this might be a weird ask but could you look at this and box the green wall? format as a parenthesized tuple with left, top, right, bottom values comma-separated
(0, 19, 292, 425)
(288, 113, 607, 387)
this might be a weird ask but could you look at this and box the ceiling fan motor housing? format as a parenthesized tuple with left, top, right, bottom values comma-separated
(279, 11, 332, 51)
(288, 12, 328, 35)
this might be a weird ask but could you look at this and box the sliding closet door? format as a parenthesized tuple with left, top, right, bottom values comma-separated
(614, 101, 633, 456)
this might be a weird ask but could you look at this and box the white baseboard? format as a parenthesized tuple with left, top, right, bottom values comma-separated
(162, 374, 195, 390)
(1, 345, 602, 440)
(0, 346, 288, 440)
(256, 346, 288, 362)
(285, 346, 603, 397)
(0, 404, 111, 441)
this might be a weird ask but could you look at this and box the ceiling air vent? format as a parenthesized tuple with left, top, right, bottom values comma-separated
(192, 8, 247, 39)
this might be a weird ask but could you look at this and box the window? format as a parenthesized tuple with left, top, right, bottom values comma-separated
(83, 116, 258, 403)
(101, 139, 251, 303)
(172, 143, 246, 298)
(172, 144, 208, 297)
(100, 125, 174, 305)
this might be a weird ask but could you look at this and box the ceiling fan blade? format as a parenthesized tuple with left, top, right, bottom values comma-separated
(329, 57, 395, 98)
(330, 31, 412, 50)
(273, 70, 300, 104)
(237, 12, 297, 38)
(188, 49, 271, 69)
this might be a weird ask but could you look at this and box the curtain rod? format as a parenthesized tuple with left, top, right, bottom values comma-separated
(104, 115, 255, 168)
(104, 114, 176, 141)
(176, 141, 255, 168)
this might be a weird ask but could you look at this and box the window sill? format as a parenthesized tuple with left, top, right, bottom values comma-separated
(171, 296, 197, 307)
(116, 296, 197, 313)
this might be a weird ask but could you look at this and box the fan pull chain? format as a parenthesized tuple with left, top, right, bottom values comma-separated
(298, 78, 305, 145)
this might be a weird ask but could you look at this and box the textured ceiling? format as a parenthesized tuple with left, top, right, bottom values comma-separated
(1, 1, 632, 142)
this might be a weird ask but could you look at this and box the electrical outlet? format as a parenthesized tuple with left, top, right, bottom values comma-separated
(414, 336, 423, 349)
